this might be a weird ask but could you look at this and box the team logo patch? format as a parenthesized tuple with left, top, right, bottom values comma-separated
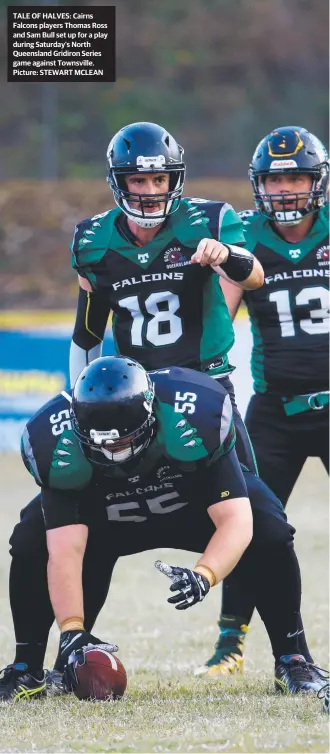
(316, 245, 330, 266)
(164, 247, 191, 269)
(156, 465, 182, 482)
(288, 249, 301, 259)
(138, 253, 149, 264)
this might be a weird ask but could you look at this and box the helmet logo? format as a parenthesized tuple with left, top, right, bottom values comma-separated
(270, 159, 298, 170)
(90, 428, 120, 445)
(136, 155, 166, 170)
(288, 249, 301, 259)
(268, 130, 304, 157)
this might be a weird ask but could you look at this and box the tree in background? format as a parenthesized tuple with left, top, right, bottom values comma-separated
(0, 0, 328, 179)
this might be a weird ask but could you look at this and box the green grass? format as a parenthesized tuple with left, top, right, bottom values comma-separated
(0, 455, 328, 753)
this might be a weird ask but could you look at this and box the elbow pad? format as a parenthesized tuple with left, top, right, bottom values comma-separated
(219, 245, 254, 282)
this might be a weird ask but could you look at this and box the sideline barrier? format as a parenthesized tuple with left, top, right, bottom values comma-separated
(0, 324, 115, 451)
(0, 307, 249, 451)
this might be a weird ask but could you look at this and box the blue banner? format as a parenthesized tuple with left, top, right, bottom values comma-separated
(0, 329, 115, 451)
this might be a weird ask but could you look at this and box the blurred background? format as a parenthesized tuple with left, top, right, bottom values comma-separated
(0, 0, 329, 448)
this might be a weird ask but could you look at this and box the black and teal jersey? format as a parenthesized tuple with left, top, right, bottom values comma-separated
(240, 206, 329, 395)
(21, 368, 239, 526)
(71, 198, 245, 373)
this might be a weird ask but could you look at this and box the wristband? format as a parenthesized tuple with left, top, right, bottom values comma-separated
(60, 617, 85, 632)
(194, 564, 217, 587)
(219, 244, 254, 282)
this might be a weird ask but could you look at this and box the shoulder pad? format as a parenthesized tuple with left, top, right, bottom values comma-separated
(238, 209, 266, 250)
(185, 198, 245, 244)
(21, 392, 92, 490)
(151, 367, 235, 463)
(238, 209, 258, 224)
(71, 208, 120, 276)
(318, 203, 329, 229)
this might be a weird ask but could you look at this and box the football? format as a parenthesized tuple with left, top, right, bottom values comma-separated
(73, 646, 127, 701)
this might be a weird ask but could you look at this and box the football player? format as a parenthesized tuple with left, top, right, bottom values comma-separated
(69, 120, 263, 473)
(0, 356, 326, 701)
(69, 121, 318, 675)
(196, 127, 329, 678)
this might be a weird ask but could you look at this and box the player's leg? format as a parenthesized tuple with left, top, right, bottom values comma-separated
(204, 393, 309, 677)
(202, 380, 259, 676)
(217, 376, 258, 473)
(194, 475, 326, 692)
(246, 394, 306, 504)
(0, 496, 51, 700)
(306, 405, 329, 473)
(240, 473, 327, 693)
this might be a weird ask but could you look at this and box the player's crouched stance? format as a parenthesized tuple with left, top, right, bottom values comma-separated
(0, 357, 326, 701)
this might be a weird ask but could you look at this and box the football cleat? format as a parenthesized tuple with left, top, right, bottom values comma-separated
(318, 682, 330, 713)
(45, 668, 67, 696)
(0, 663, 46, 702)
(275, 655, 329, 694)
(194, 617, 248, 677)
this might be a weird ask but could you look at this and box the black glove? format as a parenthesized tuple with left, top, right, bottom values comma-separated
(154, 560, 210, 610)
(62, 642, 119, 692)
(55, 630, 107, 672)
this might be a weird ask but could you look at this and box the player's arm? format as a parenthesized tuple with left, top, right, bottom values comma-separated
(191, 203, 263, 290)
(70, 284, 112, 388)
(220, 277, 244, 320)
(42, 488, 107, 670)
(191, 239, 263, 290)
(156, 449, 253, 609)
(46, 522, 87, 627)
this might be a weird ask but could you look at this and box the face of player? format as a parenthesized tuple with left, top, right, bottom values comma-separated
(125, 173, 170, 213)
(263, 173, 313, 212)
(100, 438, 141, 463)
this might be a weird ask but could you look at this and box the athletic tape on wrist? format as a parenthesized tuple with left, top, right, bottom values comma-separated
(194, 564, 217, 587)
(60, 617, 85, 632)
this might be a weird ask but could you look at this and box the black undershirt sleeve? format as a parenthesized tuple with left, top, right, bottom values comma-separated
(72, 288, 112, 351)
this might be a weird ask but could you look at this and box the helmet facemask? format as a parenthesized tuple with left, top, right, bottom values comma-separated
(108, 166, 185, 228)
(250, 166, 329, 226)
(72, 412, 156, 469)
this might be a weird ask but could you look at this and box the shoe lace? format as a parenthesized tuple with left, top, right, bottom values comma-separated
(309, 664, 329, 680)
(0, 664, 26, 683)
(317, 682, 330, 700)
(288, 660, 328, 683)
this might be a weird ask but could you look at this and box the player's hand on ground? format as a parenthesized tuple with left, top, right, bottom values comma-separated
(191, 238, 229, 267)
(154, 560, 210, 610)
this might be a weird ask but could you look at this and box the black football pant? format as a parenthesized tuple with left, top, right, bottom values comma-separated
(220, 393, 329, 663)
(9, 472, 302, 671)
(245, 393, 329, 502)
(217, 376, 257, 474)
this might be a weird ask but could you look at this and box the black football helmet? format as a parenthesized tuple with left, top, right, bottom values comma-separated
(106, 122, 185, 228)
(249, 126, 329, 226)
(71, 356, 156, 469)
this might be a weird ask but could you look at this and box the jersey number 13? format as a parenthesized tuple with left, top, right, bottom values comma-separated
(269, 285, 329, 337)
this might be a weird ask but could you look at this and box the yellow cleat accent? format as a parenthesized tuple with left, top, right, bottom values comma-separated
(14, 681, 46, 701)
(205, 653, 244, 677)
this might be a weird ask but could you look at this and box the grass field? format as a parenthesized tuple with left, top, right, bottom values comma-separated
(0, 454, 328, 753)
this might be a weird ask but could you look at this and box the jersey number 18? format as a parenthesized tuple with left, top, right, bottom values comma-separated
(118, 291, 182, 347)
